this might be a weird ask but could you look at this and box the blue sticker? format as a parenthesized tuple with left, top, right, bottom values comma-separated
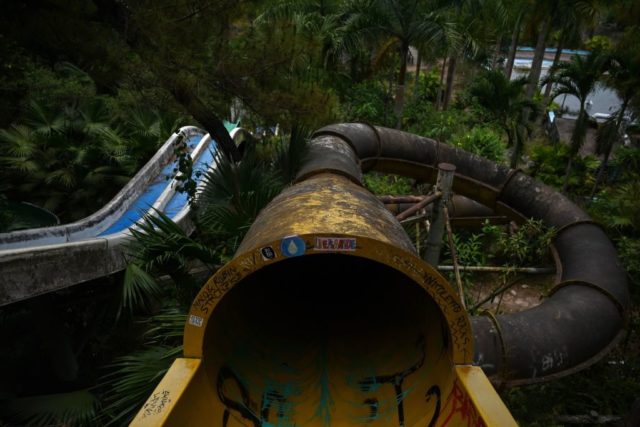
(280, 235, 306, 257)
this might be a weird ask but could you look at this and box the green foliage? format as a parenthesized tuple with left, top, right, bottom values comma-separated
(142, 307, 188, 345)
(402, 71, 473, 139)
(120, 264, 162, 319)
(0, 91, 182, 221)
(619, 237, 640, 292)
(502, 343, 640, 426)
(126, 211, 218, 308)
(590, 182, 640, 232)
(98, 346, 181, 426)
(468, 70, 538, 167)
(269, 125, 311, 184)
(450, 126, 506, 162)
(0, 389, 99, 427)
(172, 132, 199, 204)
(195, 129, 308, 251)
(585, 35, 614, 53)
(443, 219, 555, 270)
(22, 62, 97, 112)
(527, 142, 599, 195)
(484, 219, 556, 266)
(363, 172, 413, 195)
(339, 79, 396, 127)
(196, 150, 283, 253)
(410, 69, 440, 103)
(448, 232, 487, 266)
(406, 106, 470, 143)
(610, 146, 640, 182)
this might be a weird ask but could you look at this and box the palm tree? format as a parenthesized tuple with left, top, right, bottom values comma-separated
(525, 0, 599, 102)
(541, 1, 598, 106)
(591, 40, 640, 197)
(0, 101, 124, 218)
(503, 0, 528, 79)
(543, 52, 607, 192)
(344, 0, 458, 126)
(470, 70, 537, 168)
(255, 0, 348, 73)
(440, 0, 505, 110)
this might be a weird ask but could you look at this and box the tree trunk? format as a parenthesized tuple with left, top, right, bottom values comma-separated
(436, 57, 448, 111)
(591, 99, 630, 198)
(492, 37, 502, 70)
(394, 42, 410, 128)
(562, 155, 574, 194)
(543, 33, 565, 106)
(508, 128, 519, 168)
(563, 105, 587, 193)
(505, 11, 523, 80)
(170, 81, 241, 162)
(591, 150, 611, 199)
(414, 49, 422, 88)
(443, 56, 457, 110)
(526, 15, 552, 101)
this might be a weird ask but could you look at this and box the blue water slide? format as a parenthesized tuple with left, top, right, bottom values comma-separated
(0, 124, 241, 306)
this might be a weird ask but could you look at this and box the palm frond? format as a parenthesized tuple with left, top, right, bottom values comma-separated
(0, 125, 39, 158)
(0, 390, 99, 427)
(126, 210, 218, 290)
(273, 124, 310, 184)
(45, 167, 78, 189)
(98, 345, 180, 426)
(119, 263, 163, 319)
(143, 306, 188, 344)
(23, 101, 65, 136)
(196, 147, 283, 243)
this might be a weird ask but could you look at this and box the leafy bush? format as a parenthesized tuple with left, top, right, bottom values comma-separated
(502, 341, 640, 426)
(527, 142, 599, 195)
(405, 107, 471, 143)
(408, 69, 440, 103)
(619, 237, 640, 295)
(589, 182, 640, 231)
(339, 79, 396, 127)
(450, 126, 506, 162)
(483, 219, 556, 266)
(363, 172, 413, 195)
(442, 219, 555, 270)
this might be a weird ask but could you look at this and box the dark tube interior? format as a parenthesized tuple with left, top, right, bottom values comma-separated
(204, 254, 453, 426)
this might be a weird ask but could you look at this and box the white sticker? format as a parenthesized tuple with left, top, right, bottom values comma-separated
(314, 237, 357, 251)
(188, 314, 204, 327)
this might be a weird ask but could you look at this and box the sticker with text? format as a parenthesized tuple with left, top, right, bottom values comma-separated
(260, 246, 277, 261)
(188, 314, 204, 327)
(314, 237, 357, 251)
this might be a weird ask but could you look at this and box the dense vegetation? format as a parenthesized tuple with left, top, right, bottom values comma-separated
(0, 0, 639, 425)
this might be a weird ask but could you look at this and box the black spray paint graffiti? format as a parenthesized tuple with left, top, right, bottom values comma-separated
(358, 335, 428, 427)
(217, 335, 443, 426)
(217, 366, 288, 427)
(425, 385, 441, 427)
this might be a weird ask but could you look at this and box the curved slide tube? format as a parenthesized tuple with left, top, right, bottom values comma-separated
(133, 123, 627, 426)
(0, 126, 240, 306)
(304, 123, 630, 386)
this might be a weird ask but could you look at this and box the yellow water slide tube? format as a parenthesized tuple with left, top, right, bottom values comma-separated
(132, 162, 516, 426)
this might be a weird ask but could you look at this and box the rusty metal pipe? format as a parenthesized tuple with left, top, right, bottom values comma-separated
(310, 124, 629, 386)
(395, 191, 441, 221)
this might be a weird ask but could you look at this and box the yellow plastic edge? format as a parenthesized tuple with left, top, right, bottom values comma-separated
(455, 366, 518, 427)
(130, 358, 202, 427)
